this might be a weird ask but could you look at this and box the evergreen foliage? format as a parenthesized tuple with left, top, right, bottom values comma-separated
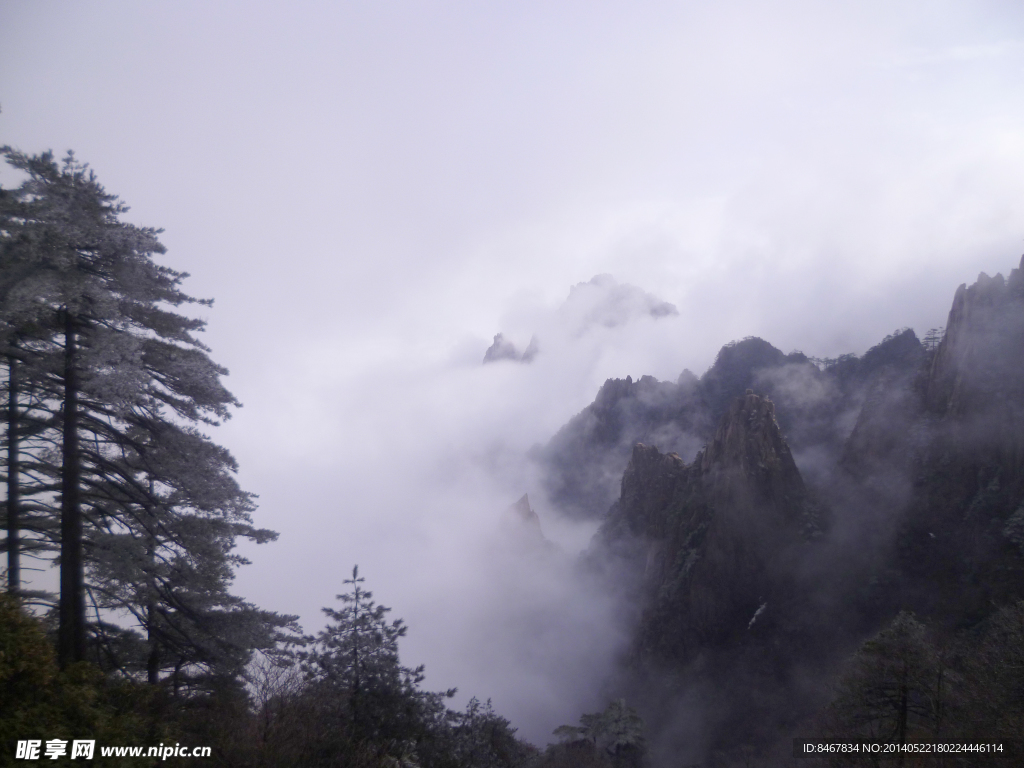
(2, 148, 531, 768)
(814, 607, 1024, 766)
(449, 697, 533, 768)
(544, 700, 647, 768)
(300, 565, 450, 755)
(823, 613, 943, 745)
(241, 566, 533, 768)
(0, 592, 159, 763)
(0, 148, 298, 685)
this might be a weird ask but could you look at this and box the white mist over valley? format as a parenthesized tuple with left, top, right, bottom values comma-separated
(2, 2, 1024, 763)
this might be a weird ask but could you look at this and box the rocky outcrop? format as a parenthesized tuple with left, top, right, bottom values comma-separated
(699, 338, 808, 423)
(586, 392, 831, 761)
(500, 493, 557, 553)
(928, 256, 1024, 418)
(503, 493, 543, 534)
(597, 392, 821, 666)
(838, 332, 927, 479)
(699, 392, 808, 518)
(533, 373, 708, 520)
(569, 257, 1024, 764)
(483, 333, 538, 364)
(534, 335, 884, 522)
(895, 257, 1024, 620)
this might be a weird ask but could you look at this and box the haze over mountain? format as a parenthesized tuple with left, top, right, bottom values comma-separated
(529, 256, 1024, 764)
(3, 3, 1024, 763)
(484, 275, 678, 364)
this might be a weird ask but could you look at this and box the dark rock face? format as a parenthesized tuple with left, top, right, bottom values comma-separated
(561, 256, 1024, 765)
(699, 338, 796, 420)
(533, 339, 819, 522)
(597, 393, 820, 667)
(533, 373, 708, 520)
(501, 493, 546, 543)
(897, 256, 1024, 623)
(699, 392, 808, 515)
(833, 329, 927, 473)
(588, 394, 830, 762)
(496, 494, 560, 562)
(928, 259, 1024, 422)
(534, 335, 887, 521)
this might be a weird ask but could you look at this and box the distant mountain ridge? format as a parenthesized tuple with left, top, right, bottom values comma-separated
(533, 326, 926, 521)
(530, 255, 1024, 765)
(482, 274, 678, 365)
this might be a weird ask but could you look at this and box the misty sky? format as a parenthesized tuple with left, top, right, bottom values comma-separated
(2, 0, 1024, 742)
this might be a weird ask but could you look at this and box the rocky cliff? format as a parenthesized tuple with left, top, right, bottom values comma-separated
(596, 392, 822, 668)
(533, 373, 709, 520)
(532, 256, 1024, 765)
(483, 333, 538, 363)
(535, 331, 922, 521)
(586, 392, 832, 761)
(928, 256, 1024, 419)
(896, 256, 1024, 623)
(500, 493, 554, 551)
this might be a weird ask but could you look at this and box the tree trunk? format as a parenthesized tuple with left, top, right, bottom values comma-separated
(58, 312, 86, 667)
(147, 612, 160, 684)
(6, 353, 20, 595)
(896, 673, 908, 768)
(146, 522, 160, 684)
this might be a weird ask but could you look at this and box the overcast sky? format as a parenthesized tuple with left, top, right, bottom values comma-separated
(3, 0, 1024, 742)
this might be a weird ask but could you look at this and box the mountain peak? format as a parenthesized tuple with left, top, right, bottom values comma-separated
(927, 256, 1024, 417)
(483, 333, 538, 364)
(699, 391, 781, 472)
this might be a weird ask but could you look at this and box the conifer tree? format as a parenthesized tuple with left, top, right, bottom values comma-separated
(0, 179, 61, 596)
(550, 700, 647, 768)
(300, 566, 456, 762)
(0, 147, 296, 677)
(824, 612, 944, 746)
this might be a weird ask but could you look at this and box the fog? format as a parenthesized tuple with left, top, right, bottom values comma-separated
(2, 0, 1024, 746)
(243, 281, 701, 740)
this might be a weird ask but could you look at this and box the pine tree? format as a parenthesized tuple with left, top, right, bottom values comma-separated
(300, 566, 456, 763)
(81, 412, 295, 688)
(923, 327, 944, 353)
(0, 177, 63, 597)
(305, 567, 423, 737)
(824, 612, 945, 747)
(550, 700, 647, 768)
(0, 147, 297, 678)
(449, 697, 530, 768)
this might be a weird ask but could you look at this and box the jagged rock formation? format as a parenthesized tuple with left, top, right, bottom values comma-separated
(499, 493, 558, 553)
(483, 333, 538, 364)
(534, 332, 928, 521)
(539, 256, 1024, 766)
(698, 338, 805, 421)
(928, 259, 1024, 417)
(533, 373, 708, 520)
(585, 393, 831, 762)
(502, 493, 543, 537)
(596, 393, 821, 666)
(837, 329, 928, 479)
(896, 256, 1024, 623)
